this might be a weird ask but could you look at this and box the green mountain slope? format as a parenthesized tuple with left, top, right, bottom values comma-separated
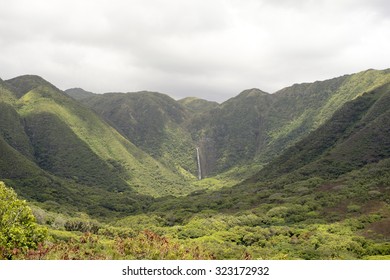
(188, 69, 390, 177)
(2, 70, 390, 260)
(264, 69, 390, 160)
(80, 91, 198, 178)
(186, 88, 272, 177)
(250, 82, 390, 183)
(0, 102, 34, 159)
(2, 69, 390, 219)
(0, 76, 199, 213)
(0, 136, 44, 179)
(147, 82, 390, 228)
(178, 97, 219, 114)
(65, 88, 96, 100)
(65, 69, 390, 182)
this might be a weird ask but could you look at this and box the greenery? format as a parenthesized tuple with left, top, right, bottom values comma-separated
(80, 91, 199, 179)
(178, 96, 219, 114)
(0, 182, 47, 259)
(1, 69, 390, 260)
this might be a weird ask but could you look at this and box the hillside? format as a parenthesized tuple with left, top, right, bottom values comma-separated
(63, 69, 390, 180)
(187, 69, 390, 176)
(249, 81, 390, 183)
(160, 80, 390, 214)
(80, 91, 198, 177)
(0, 75, 198, 217)
(1, 69, 390, 260)
(178, 97, 219, 114)
(65, 88, 96, 100)
(140, 83, 390, 259)
(2, 69, 390, 203)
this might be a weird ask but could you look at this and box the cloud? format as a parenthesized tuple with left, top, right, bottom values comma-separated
(0, 0, 389, 101)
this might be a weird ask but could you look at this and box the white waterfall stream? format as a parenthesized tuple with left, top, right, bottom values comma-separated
(196, 147, 202, 180)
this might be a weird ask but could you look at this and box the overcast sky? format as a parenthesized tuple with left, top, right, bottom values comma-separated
(0, 0, 389, 102)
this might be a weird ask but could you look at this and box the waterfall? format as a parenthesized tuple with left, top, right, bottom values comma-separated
(196, 147, 202, 180)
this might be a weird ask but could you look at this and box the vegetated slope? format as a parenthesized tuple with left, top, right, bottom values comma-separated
(2, 72, 390, 260)
(178, 97, 219, 114)
(249, 82, 390, 183)
(2, 69, 390, 217)
(80, 91, 198, 178)
(70, 69, 390, 181)
(0, 79, 41, 178)
(9, 84, 390, 259)
(187, 69, 390, 176)
(187, 88, 272, 177)
(263, 68, 390, 160)
(0, 75, 197, 216)
(65, 88, 96, 100)
(148, 83, 390, 216)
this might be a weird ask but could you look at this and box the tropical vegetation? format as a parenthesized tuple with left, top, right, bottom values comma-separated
(1, 69, 390, 259)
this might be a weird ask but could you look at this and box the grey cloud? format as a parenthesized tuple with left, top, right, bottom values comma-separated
(0, 0, 389, 102)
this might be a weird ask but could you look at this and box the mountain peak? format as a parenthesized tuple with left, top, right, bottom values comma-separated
(223, 88, 269, 105)
(238, 88, 269, 98)
(7, 74, 49, 85)
(5, 75, 58, 98)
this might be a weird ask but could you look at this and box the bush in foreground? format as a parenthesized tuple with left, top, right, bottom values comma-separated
(0, 181, 47, 259)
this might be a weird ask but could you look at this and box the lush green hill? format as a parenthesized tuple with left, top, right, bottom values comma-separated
(0, 78, 42, 178)
(141, 83, 390, 258)
(144, 80, 390, 216)
(2, 69, 390, 204)
(80, 91, 198, 178)
(2, 70, 390, 260)
(188, 69, 390, 177)
(0, 75, 201, 218)
(263, 69, 390, 160)
(249, 82, 390, 183)
(64, 69, 390, 181)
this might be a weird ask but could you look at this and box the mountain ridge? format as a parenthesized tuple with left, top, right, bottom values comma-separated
(1, 68, 390, 214)
(2, 69, 390, 260)
(65, 87, 96, 100)
(0, 75, 200, 216)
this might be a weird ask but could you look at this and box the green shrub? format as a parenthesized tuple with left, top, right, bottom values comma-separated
(0, 181, 47, 259)
(64, 218, 101, 234)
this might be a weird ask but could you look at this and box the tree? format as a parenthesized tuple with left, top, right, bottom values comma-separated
(0, 181, 47, 259)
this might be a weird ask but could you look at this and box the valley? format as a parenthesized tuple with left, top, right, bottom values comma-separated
(1, 69, 390, 259)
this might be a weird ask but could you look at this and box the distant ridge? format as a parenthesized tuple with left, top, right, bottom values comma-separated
(65, 88, 96, 100)
(178, 96, 219, 113)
